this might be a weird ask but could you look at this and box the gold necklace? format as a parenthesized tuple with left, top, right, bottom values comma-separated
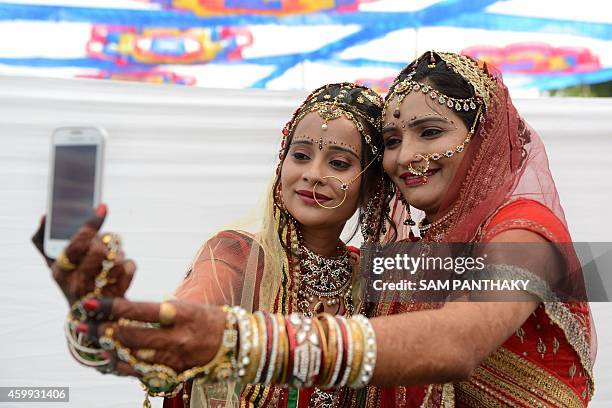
(296, 241, 354, 317)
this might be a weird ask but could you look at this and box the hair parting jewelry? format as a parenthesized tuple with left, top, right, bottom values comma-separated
(385, 51, 496, 124)
(281, 83, 383, 161)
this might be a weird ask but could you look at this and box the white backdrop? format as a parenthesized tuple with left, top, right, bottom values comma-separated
(0, 76, 610, 407)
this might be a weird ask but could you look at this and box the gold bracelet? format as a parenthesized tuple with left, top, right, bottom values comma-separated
(317, 314, 337, 387)
(243, 314, 261, 384)
(273, 314, 286, 384)
(312, 317, 328, 386)
(346, 318, 363, 386)
(349, 315, 376, 388)
(252, 311, 268, 383)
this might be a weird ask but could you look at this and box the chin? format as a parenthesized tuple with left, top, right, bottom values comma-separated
(400, 192, 436, 213)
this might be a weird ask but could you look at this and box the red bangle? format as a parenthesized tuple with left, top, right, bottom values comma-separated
(335, 317, 349, 388)
(284, 315, 296, 385)
(259, 313, 274, 384)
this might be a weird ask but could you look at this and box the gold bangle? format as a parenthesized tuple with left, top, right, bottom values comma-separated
(243, 314, 261, 383)
(346, 318, 363, 386)
(317, 314, 337, 387)
(273, 314, 286, 384)
(56, 250, 76, 271)
(312, 317, 328, 386)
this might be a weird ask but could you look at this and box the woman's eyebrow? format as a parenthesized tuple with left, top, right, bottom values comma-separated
(382, 123, 398, 134)
(328, 144, 360, 160)
(291, 138, 359, 159)
(407, 116, 452, 127)
(290, 139, 313, 146)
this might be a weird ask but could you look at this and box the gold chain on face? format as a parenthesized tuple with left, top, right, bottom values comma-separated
(405, 106, 482, 178)
(312, 151, 380, 209)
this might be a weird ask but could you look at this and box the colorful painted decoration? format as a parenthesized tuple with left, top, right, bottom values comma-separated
(141, 0, 363, 16)
(86, 25, 253, 65)
(0, 1, 610, 92)
(77, 69, 196, 85)
(462, 43, 602, 75)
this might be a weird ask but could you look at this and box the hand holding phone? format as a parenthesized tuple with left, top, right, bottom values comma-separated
(44, 127, 105, 258)
(31, 125, 137, 302)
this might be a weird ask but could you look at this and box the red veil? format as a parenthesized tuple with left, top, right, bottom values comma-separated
(372, 53, 596, 407)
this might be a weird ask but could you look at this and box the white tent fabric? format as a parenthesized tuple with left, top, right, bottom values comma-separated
(0, 76, 610, 407)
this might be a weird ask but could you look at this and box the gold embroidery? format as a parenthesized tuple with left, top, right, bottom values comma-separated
(543, 302, 594, 399)
(419, 385, 433, 408)
(553, 337, 560, 355)
(483, 218, 555, 242)
(441, 383, 455, 407)
(537, 338, 547, 359)
(458, 379, 522, 407)
(569, 363, 576, 378)
(464, 368, 549, 407)
(516, 327, 525, 343)
(365, 385, 380, 408)
(465, 347, 585, 408)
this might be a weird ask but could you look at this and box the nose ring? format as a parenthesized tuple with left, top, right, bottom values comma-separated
(407, 154, 430, 176)
(313, 176, 348, 209)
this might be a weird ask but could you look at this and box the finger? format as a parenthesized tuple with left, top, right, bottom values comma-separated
(113, 325, 173, 350)
(114, 361, 140, 377)
(110, 298, 168, 323)
(98, 350, 141, 378)
(62, 204, 108, 266)
(57, 238, 108, 299)
(82, 297, 115, 321)
(31, 216, 54, 266)
(133, 349, 183, 372)
(75, 251, 131, 300)
(109, 260, 136, 298)
(77, 237, 110, 282)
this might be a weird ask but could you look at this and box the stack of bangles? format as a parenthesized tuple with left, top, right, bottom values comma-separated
(64, 234, 122, 374)
(92, 306, 377, 399)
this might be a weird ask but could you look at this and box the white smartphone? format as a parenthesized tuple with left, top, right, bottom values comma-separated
(44, 127, 105, 258)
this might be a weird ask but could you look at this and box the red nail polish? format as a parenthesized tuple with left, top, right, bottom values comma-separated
(96, 203, 107, 217)
(83, 298, 100, 312)
(75, 323, 88, 333)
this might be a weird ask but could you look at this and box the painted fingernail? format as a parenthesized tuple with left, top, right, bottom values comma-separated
(83, 298, 100, 312)
(75, 323, 88, 334)
(96, 203, 107, 217)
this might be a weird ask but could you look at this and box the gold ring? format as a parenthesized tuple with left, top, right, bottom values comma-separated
(101, 233, 122, 247)
(407, 154, 430, 176)
(312, 176, 348, 210)
(56, 250, 76, 271)
(159, 302, 177, 327)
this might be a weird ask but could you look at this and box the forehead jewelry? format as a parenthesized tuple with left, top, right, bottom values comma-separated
(282, 84, 383, 157)
(312, 152, 380, 210)
(407, 105, 482, 179)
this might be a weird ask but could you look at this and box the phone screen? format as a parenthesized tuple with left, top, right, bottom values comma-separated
(49, 145, 98, 239)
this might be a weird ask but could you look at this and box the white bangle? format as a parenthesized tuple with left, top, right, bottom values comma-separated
(349, 314, 376, 388)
